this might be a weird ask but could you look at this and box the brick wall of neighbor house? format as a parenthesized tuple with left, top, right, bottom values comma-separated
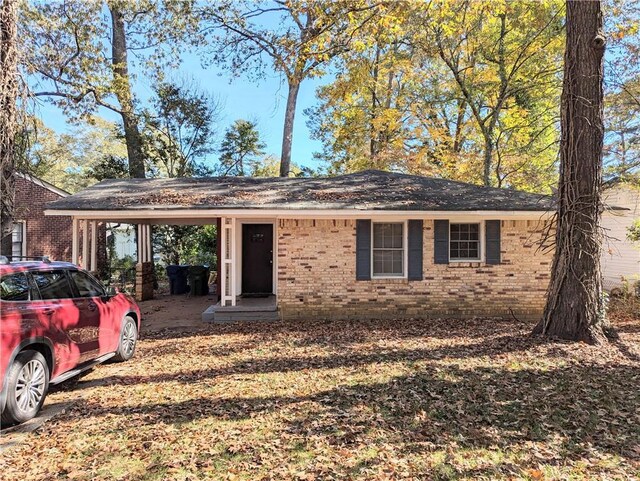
(14, 176, 107, 271)
(14, 176, 74, 262)
(277, 218, 553, 320)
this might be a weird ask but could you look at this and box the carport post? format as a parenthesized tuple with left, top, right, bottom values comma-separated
(220, 217, 236, 307)
(72, 218, 79, 265)
(135, 224, 154, 301)
(81, 219, 89, 268)
(90, 221, 97, 272)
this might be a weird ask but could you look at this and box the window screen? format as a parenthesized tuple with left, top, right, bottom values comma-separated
(32, 270, 74, 300)
(0, 273, 30, 301)
(70, 270, 105, 298)
(372, 223, 404, 277)
(450, 223, 480, 260)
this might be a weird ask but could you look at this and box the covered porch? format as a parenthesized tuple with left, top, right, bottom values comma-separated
(54, 209, 280, 321)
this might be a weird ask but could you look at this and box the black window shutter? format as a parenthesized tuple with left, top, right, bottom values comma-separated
(485, 220, 501, 265)
(434, 219, 449, 264)
(407, 220, 423, 280)
(355, 219, 371, 280)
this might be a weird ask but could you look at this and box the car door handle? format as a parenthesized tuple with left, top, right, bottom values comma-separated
(42, 308, 54, 316)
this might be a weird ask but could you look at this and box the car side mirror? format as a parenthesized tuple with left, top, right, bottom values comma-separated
(103, 286, 117, 300)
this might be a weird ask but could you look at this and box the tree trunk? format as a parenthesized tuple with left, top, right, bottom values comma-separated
(482, 134, 493, 186)
(369, 45, 381, 160)
(0, 0, 18, 255)
(533, 0, 608, 344)
(279, 79, 300, 177)
(110, 4, 145, 179)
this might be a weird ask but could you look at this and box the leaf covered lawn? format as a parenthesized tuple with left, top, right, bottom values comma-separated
(1, 310, 639, 480)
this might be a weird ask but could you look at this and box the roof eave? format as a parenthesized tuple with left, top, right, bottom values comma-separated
(45, 207, 554, 221)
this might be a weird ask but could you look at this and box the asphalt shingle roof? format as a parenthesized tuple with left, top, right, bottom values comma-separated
(46, 170, 554, 212)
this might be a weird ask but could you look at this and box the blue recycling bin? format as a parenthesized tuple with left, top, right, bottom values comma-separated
(166, 265, 189, 295)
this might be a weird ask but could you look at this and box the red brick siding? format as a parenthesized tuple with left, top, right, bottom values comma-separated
(14, 177, 106, 270)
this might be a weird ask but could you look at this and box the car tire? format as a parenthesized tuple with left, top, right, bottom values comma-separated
(112, 316, 138, 362)
(1, 350, 50, 426)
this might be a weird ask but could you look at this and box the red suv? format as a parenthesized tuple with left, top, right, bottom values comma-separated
(0, 258, 141, 425)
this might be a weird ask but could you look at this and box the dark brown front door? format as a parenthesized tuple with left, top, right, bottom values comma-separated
(242, 224, 273, 295)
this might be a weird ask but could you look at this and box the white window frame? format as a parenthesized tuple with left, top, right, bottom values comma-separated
(449, 221, 484, 262)
(12, 221, 27, 258)
(371, 220, 408, 279)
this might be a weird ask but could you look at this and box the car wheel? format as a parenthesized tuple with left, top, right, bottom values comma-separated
(113, 316, 138, 362)
(1, 350, 50, 426)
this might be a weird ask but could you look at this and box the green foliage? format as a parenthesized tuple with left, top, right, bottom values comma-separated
(629, 219, 640, 242)
(307, 0, 564, 193)
(87, 155, 130, 182)
(218, 120, 266, 176)
(198, 1, 392, 175)
(153, 224, 216, 267)
(143, 81, 220, 178)
(19, 116, 128, 192)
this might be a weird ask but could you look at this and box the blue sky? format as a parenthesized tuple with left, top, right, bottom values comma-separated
(35, 51, 327, 170)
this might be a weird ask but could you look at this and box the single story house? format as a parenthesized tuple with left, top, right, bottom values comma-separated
(45, 170, 555, 321)
(601, 181, 639, 291)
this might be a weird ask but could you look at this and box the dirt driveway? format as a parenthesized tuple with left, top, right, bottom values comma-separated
(0, 307, 638, 480)
(138, 293, 217, 332)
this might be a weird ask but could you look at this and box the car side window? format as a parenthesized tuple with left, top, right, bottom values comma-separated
(70, 270, 105, 298)
(31, 270, 74, 300)
(0, 273, 30, 301)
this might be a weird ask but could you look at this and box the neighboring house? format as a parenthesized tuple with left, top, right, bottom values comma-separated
(45, 170, 555, 319)
(602, 182, 640, 290)
(107, 224, 137, 259)
(12, 172, 106, 272)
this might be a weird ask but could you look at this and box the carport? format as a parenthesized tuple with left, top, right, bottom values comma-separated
(44, 176, 286, 310)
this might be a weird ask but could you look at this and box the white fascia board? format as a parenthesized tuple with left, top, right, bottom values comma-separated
(16, 172, 70, 197)
(45, 208, 553, 221)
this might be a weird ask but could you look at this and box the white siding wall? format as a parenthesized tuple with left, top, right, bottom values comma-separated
(602, 185, 640, 289)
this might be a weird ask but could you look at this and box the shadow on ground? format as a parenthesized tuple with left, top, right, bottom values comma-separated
(51, 316, 640, 468)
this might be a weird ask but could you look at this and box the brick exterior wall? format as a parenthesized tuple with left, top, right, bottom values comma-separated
(13, 176, 106, 271)
(277, 218, 553, 320)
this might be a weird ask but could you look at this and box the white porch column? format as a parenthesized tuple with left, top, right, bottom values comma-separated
(90, 221, 97, 272)
(145, 225, 152, 263)
(71, 218, 79, 265)
(81, 219, 89, 268)
(220, 217, 236, 306)
(137, 224, 143, 263)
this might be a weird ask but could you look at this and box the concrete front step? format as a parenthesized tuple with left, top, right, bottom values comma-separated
(202, 300, 280, 323)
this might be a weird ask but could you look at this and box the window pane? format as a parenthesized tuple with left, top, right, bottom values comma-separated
(450, 224, 480, 260)
(32, 270, 74, 300)
(373, 249, 403, 276)
(391, 224, 403, 248)
(12, 223, 23, 258)
(391, 250, 403, 274)
(0, 273, 30, 301)
(12, 223, 22, 242)
(70, 271, 105, 298)
(373, 223, 403, 249)
(373, 225, 384, 248)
